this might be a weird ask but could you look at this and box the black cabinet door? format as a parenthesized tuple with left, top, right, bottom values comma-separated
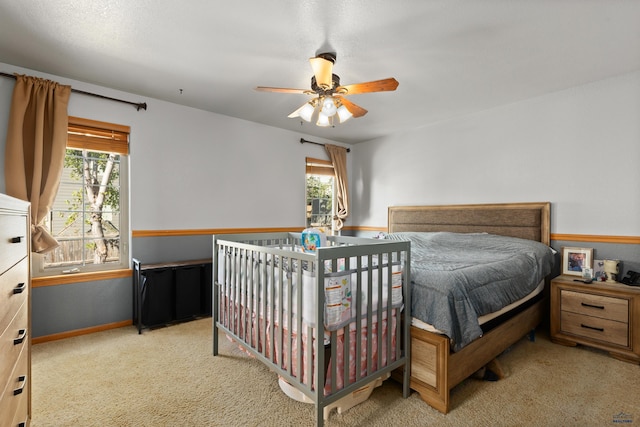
(175, 266, 202, 320)
(201, 263, 213, 316)
(141, 268, 174, 326)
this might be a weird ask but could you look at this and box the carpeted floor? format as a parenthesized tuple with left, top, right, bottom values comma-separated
(31, 318, 639, 426)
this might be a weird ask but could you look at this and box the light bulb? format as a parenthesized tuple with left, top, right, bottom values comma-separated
(321, 97, 337, 116)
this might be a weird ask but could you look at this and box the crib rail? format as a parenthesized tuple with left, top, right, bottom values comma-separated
(212, 233, 410, 426)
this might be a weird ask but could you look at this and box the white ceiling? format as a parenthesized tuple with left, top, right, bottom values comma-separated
(1, 1, 639, 144)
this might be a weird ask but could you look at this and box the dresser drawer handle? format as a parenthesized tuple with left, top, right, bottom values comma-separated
(13, 282, 26, 294)
(11, 236, 24, 243)
(581, 323, 605, 332)
(14, 329, 27, 345)
(13, 375, 26, 395)
(581, 302, 604, 310)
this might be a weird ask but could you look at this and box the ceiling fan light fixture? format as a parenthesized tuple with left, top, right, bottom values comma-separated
(260, 51, 396, 126)
(336, 104, 353, 123)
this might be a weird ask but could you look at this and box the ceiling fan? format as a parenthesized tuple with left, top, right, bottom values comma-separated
(255, 52, 399, 127)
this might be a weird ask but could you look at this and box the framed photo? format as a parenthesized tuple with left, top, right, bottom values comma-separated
(561, 247, 593, 276)
(593, 259, 607, 282)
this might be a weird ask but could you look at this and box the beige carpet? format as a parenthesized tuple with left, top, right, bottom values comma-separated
(31, 318, 639, 427)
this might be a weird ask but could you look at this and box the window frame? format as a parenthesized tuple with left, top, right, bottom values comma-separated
(31, 116, 130, 278)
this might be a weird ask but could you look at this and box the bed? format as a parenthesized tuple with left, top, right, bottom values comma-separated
(212, 233, 411, 426)
(387, 202, 553, 413)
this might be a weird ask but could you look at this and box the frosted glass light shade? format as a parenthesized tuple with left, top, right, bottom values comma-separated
(299, 102, 315, 122)
(316, 112, 331, 127)
(336, 105, 353, 122)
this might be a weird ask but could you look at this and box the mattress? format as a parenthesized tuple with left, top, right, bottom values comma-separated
(386, 231, 554, 351)
(411, 279, 545, 334)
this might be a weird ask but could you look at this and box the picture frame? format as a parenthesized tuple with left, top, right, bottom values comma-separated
(561, 246, 594, 276)
(593, 259, 607, 282)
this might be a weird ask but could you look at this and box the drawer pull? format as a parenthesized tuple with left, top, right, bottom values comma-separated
(11, 236, 24, 243)
(581, 302, 605, 310)
(14, 329, 27, 345)
(13, 375, 27, 395)
(13, 282, 26, 294)
(581, 323, 605, 332)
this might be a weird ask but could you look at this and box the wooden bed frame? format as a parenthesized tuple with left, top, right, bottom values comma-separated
(388, 202, 551, 413)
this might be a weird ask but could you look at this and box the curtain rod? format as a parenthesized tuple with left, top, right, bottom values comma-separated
(0, 71, 147, 111)
(299, 138, 350, 152)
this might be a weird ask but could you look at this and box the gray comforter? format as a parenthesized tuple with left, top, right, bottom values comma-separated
(386, 232, 554, 351)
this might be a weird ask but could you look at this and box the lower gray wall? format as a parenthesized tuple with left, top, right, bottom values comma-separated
(32, 277, 131, 338)
(32, 234, 214, 338)
(32, 233, 639, 339)
(553, 240, 640, 282)
(132, 235, 214, 265)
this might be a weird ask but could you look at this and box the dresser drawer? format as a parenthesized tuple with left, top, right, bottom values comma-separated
(561, 290, 628, 323)
(560, 311, 628, 347)
(0, 344, 29, 427)
(10, 386, 29, 427)
(0, 258, 29, 337)
(0, 301, 28, 387)
(0, 213, 28, 276)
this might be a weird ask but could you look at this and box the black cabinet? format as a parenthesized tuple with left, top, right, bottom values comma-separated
(133, 258, 212, 333)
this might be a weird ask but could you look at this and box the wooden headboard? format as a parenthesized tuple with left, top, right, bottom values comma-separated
(388, 202, 550, 246)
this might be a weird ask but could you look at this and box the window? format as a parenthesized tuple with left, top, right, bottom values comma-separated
(32, 117, 130, 277)
(305, 157, 334, 232)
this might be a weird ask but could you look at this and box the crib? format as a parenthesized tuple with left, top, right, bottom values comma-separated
(212, 233, 411, 426)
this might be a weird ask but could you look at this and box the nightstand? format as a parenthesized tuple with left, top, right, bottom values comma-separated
(550, 275, 640, 364)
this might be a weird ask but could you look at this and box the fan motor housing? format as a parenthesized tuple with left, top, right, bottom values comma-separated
(311, 74, 340, 94)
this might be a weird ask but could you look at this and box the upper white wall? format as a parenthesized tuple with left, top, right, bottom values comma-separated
(351, 71, 640, 236)
(0, 62, 348, 231)
(2, 61, 638, 236)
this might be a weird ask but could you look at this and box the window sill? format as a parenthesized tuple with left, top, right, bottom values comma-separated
(32, 268, 132, 288)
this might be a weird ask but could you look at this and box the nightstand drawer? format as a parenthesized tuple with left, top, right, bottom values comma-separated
(560, 311, 628, 347)
(561, 290, 628, 323)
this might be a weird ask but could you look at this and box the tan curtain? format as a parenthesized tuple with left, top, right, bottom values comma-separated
(4, 74, 71, 253)
(324, 144, 349, 231)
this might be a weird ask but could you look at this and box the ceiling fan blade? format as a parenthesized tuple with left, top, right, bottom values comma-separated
(337, 78, 399, 95)
(309, 56, 334, 89)
(255, 86, 310, 94)
(336, 96, 367, 118)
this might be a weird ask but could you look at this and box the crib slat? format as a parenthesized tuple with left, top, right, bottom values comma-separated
(259, 251, 268, 358)
(377, 252, 384, 372)
(354, 255, 363, 383)
(366, 253, 374, 377)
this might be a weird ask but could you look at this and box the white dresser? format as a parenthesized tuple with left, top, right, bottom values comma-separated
(0, 194, 31, 427)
